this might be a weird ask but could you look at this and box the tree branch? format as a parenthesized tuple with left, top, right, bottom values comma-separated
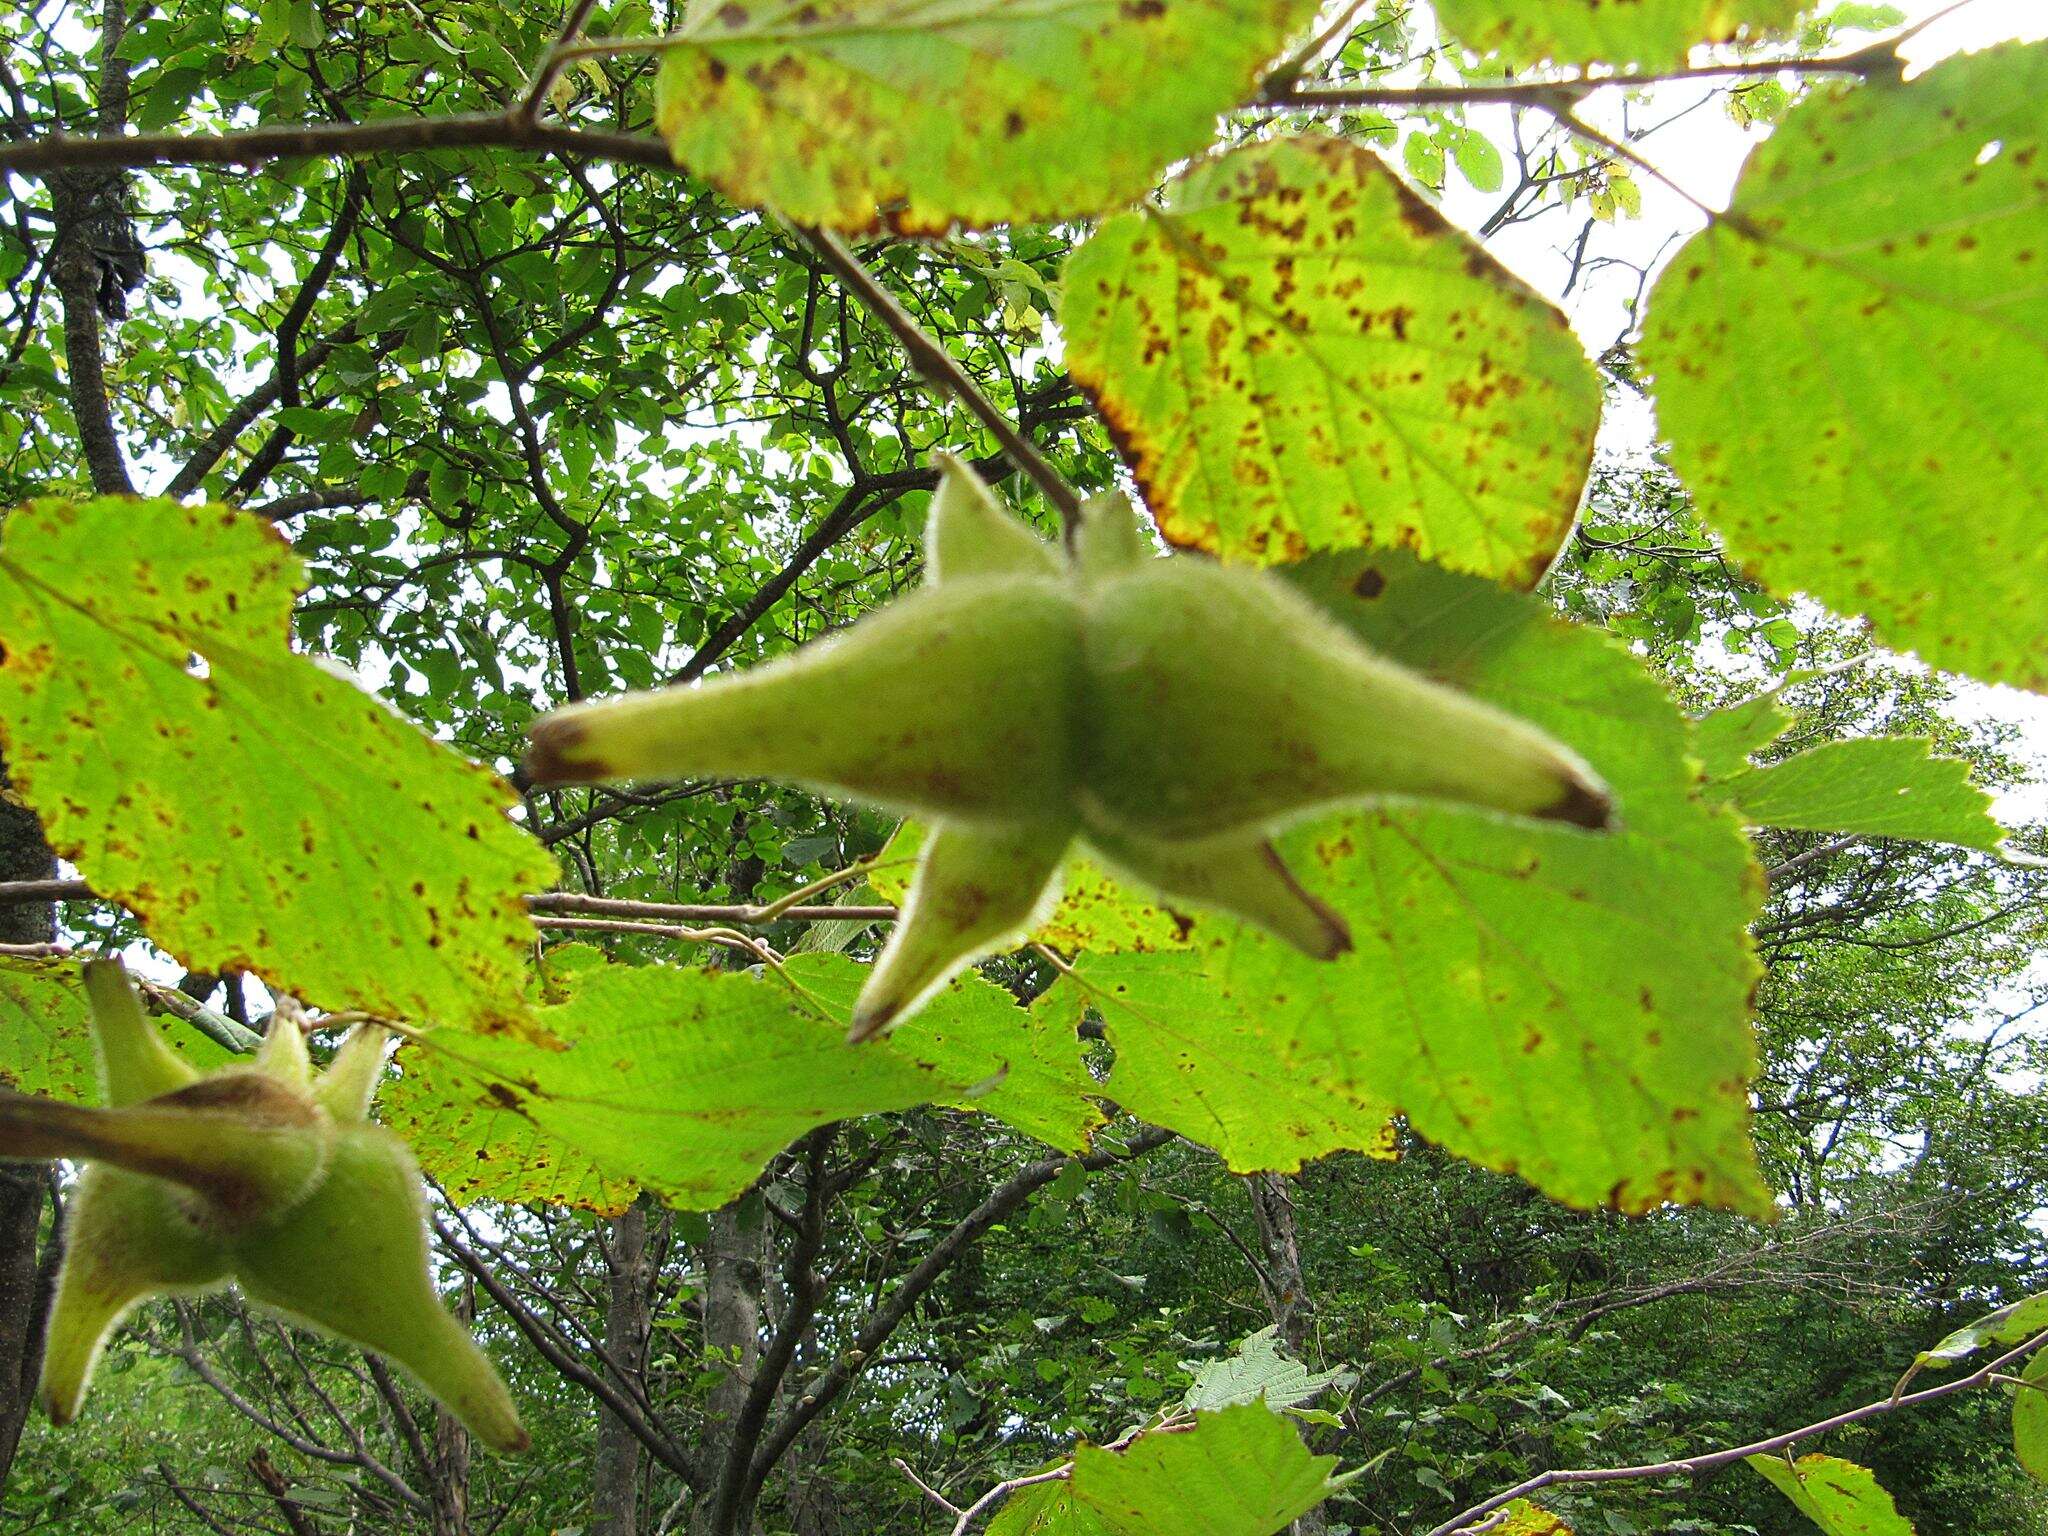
(1423, 1329, 2048, 1536)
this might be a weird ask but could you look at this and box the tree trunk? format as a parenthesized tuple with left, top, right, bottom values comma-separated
(594, 1199, 652, 1536)
(1245, 1173, 1330, 1536)
(0, 775, 59, 1505)
(429, 1281, 476, 1536)
(689, 1199, 766, 1536)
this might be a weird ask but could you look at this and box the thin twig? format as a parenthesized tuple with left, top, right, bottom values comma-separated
(1423, 1328, 2048, 1536)
(519, 0, 609, 122)
(0, 878, 899, 926)
(797, 226, 1083, 533)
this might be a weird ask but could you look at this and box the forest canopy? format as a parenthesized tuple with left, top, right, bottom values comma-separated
(0, 1, 2044, 1534)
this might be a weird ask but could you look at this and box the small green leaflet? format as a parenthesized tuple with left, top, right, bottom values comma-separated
(1077, 549, 1770, 1216)
(1433, 0, 1800, 66)
(1061, 137, 1600, 585)
(1712, 737, 2008, 852)
(1692, 691, 1795, 780)
(1645, 44, 2048, 689)
(386, 954, 1088, 1211)
(1747, 1453, 1916, 1535)
(1068, 1404, 1353, 1536)
(651, 0, 1319, 233)
(1181, 1326, 1347, 1414)
(1918, 1290, 2048, 1369)
(0, 498, 556, 1034)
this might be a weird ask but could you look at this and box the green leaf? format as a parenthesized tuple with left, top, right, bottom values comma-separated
(1713, 737, 2008, 851)
(0, 957, 237, 1101)
(989, 1481, 1116, 1536)
(1644, 45, 2048, 688)
(651, 0, 1318, 233)
(1747, 1453, 1916, 1535)
(1434, 0, 1800, 66)
(1061, 137, 1600, 584)
(782, 954, 1105, 1154)
(385, 958, 960, 1211)
(0, 498, 557, 1034)
(1692, 691, 1795, 779)
(1077, 549, 1770, 1216)
(1919, 1291, 2048, 1368)
(874, 820, 1191, 963)
(2017, 1348, 2048, 1481)
(1182, 1326, 1347, 1414)
(1069, 1404, 1351, 1536)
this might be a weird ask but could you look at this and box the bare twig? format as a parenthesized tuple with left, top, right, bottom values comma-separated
(1422, 1328, 2048, 1536)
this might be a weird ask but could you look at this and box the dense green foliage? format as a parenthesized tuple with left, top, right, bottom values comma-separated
(0, 0, 2043, 1533)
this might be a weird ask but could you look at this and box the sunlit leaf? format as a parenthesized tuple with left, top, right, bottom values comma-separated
(1061, 136, 1600, 583)
(2017, 1349, 2048, 1481)
(1434, 0, 1801, 66)
(1713, 737, 2007, 851)
(0, 956, 234, 1102)
(385, 958, 956, 1211)
(1747, 1453, 1916, 1535)
(0, 499, 556, 1033)
(652, 0, 1319, 233)
(989, 1481, 1116, 1536)
(1076, 549, 1770, 1216)
(1692, 690, 1795, 779)
(1181, 1326, 1347, 1413)
(1069, 1403, 1352, 1536)
(1493, 1501, 1575, 1535)
(1919, 1290, 2048, 1368)
(386, 953, 1084, 1209)
(784, 954, 1104, 1154)
(1645, 45, 2048, 688)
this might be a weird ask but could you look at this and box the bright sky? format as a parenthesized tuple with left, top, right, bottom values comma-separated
(1424, 0, 2048, 824)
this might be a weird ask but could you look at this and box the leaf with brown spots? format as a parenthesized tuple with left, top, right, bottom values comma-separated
(1644, 44, 2048, 689)
(0, 498, 557, 1034)
(1748, 1454, 1917, 1536)
(1074, 550, 1771, 1216)
(1060, 136, 1601, 584)
(651, 0, 1320, 233)
(1434, 0, 1798, 67)
(385, 953, 1086, 1210)
(0, 956, 235, 1103)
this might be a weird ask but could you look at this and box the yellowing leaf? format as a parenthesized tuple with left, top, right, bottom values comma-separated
(0, 499, 556, 1033)
(652, 0, 1319, 233)
(386, 954, 1087, 1210)
(0, 956, 234, 1102)
(1494, 1502, 1574, 1536)
(1748, 1453, 1916, 1535)
(1076, 550, 1770, 1216)
(784, 954, 1104, 1154)
(1062, 137, 1600, 583)
(1434, 0, 1800, 67)
(1644, 45, 2048, 688)
(386, 959, 950, 1211)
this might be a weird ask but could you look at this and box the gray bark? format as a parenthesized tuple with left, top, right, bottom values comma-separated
(594, 1199, 652, 1536)
(689, 1199, 767, 1536)
(1246, 1173, 1330, 1536)
(0, 769, 59, 1505)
